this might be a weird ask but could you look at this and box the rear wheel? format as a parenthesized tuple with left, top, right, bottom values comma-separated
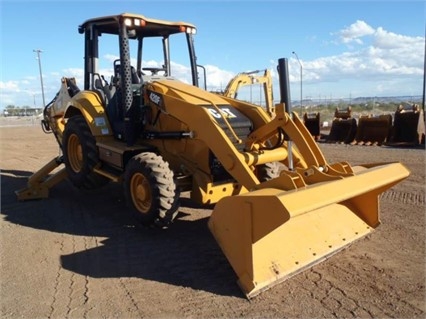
(124, 152, 178, 228)
(63, 115, 108, 189)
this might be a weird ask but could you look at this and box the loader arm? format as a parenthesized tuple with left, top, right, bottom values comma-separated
(149, 79, 356, 191)
(148, 78, 410, 299)
(207, 58, 410, 299)
(245, 102, 327, 168)
(149, 81, 262, 190)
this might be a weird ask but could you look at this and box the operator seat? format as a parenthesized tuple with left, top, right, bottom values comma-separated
(94, 78, 107, 104)
(131, 66, 141, 84)
(106, 64, 143, 144)
(113, 64, 141, 85)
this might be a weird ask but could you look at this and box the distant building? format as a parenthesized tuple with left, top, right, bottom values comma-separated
(3, 108, 43, 117)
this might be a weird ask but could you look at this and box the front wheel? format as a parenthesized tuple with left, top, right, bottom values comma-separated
(257, 162, 282, 182)
(124, 152, 178, 228)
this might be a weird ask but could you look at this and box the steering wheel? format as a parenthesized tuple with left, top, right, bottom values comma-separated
(142, 67, 167, 75)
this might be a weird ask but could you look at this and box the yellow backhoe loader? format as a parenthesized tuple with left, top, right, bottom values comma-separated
(16, 13, 410, 298)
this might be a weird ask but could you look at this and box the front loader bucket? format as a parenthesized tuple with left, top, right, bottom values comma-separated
(208, 162, 409, 298)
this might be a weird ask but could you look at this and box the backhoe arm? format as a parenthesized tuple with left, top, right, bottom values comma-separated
(223, 69, 274, 117)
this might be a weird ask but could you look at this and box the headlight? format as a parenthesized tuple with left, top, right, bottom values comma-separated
(186, 27, 196, 35)
(124, 18, 146, 27)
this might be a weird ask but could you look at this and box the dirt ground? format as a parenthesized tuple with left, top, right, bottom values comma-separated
(1, 118, 425, 319)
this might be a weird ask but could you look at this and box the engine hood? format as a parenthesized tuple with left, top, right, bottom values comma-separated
(149, 79, 230, 106)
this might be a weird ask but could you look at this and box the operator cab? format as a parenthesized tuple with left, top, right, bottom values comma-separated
(78, 13, 199, 144)
(78, 13, 199, 88)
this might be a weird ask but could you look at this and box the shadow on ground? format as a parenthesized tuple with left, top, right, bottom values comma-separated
(1, 169, 243, 298)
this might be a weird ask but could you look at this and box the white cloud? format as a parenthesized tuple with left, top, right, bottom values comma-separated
(61, 68, 84, 77)
(104, 54, 118, 63)
(336, 20, 375, 44)
(374, 27, 421, 49)
(0, 80, 42, 107)
(203, 65, 235, 91)
(0, 80, 20, 91)
(1, 20, 423, 109)
(299, 21, 424, 87)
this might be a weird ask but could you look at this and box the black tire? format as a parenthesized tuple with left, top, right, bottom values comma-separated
(166, 180, 181, 223)
(124, 152, 178, 228)
(257, 162, 281, 182)
(63, 115, 108, 190)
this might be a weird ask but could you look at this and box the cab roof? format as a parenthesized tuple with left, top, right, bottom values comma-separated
(78, 12, 196, 37)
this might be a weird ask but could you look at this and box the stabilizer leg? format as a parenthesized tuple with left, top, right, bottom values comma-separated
(15, 156, 67, 200)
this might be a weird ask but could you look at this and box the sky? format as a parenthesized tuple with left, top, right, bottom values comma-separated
(0, 0, 425, 110)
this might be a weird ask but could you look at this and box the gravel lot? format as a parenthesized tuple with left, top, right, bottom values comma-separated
(1, 119, 425, 318)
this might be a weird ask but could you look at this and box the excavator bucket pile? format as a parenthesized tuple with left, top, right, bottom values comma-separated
(387, 104, 425, 146)
(326, 107, 357, 144)
(208, 58, 410, 298)
(303, 112, 321, 141)
(351, 114, 392, 146)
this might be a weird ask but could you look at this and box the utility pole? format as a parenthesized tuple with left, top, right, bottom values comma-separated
(33, 49, 46, 107)
(292, 51, 303, 116)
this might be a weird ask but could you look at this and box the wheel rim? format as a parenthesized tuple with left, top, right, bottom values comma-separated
(130, 173, 152, 214)
(67, 133, 83, 173)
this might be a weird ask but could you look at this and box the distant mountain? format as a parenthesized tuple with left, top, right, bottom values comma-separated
(290, 95, 423, 106)
(352, 96, 423, 103)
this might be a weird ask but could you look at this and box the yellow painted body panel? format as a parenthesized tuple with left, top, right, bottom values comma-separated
(146, 80, 264, 197)
(145, 81, 329, 197)
(47, 86, 113, 147)
(15, 157, 67, 200)
(208, 162, 410, 298)
(66, 91, 112, 137)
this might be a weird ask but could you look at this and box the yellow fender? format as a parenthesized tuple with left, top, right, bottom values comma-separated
(63, 90, 113, 138)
